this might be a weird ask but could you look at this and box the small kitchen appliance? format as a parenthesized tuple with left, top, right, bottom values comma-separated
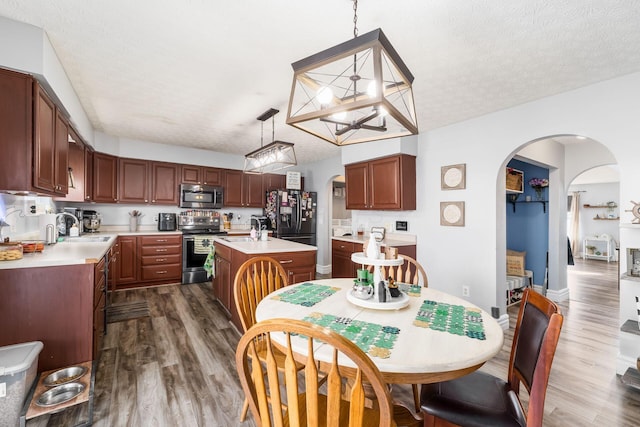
(158, 213, 177, 231)
(82, 210, 101, 233)
(63, 207, 84, 235)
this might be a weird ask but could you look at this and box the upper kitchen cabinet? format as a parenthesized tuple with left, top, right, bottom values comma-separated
(180, 165, 223, 186)
(0, 68, 33, 192)
(33, 85, 69, 195)
(118, 157, 149, 203)
(56, 128, 90, 202)
(264, 173, 286, 191)
(223, 169, 264, 207)
(151, 161, 180, 205)
(0, 68, 72, 196)
(119, 158, 179, 205)
(93, 152, 118, 203)
(345, 154, 416, 210)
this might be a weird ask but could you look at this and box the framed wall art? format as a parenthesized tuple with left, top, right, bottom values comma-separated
(440, 201, 465, 227)
(441, 163, 466, 190)
(505, 167, 524, 193)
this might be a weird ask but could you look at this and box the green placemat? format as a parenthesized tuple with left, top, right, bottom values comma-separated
(271, 283, 340, 306)
(299, 312, 400, 359)
(413, 300, 486, 340)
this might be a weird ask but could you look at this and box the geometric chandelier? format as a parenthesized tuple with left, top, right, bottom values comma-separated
(286, 2, 418, 146)
(244, 108, 297, 174)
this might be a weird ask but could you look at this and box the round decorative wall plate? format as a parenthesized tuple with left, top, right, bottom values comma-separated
(440, 201, 465, 226)
(441, 164, 466, 190)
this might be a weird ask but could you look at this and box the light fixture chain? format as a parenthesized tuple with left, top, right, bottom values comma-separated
(353, 0, 358, 38)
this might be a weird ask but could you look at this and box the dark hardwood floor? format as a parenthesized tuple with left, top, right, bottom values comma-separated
(26, 259, 640, 426)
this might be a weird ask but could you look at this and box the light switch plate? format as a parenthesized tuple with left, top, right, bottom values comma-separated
(395, 221, 408, 231)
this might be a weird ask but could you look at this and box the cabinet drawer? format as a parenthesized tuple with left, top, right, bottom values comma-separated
(141, 264, 181, 281)
(139, 235, 182, 246)
(332, 239, 358, 254)
(269, 251, 316, 268)
(141, 253, 182, 266)
(140, 244, 181, 256)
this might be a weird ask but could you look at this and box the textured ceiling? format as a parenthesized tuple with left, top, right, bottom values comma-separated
(2, 0, 640, 165)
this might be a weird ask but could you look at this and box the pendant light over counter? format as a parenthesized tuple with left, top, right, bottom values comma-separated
(244, 108, 297, 174)
(286, 0, 418, 146)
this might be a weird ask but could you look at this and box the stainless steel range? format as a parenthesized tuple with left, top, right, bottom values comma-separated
(179, 211, 227, 284)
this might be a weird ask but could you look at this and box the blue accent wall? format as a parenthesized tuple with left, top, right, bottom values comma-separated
(506, 159, 549, 285)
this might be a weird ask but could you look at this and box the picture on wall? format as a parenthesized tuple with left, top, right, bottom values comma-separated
(441, 164, 466, 190)
(440, 201, 465, 226)
(506, 167, 524, 193)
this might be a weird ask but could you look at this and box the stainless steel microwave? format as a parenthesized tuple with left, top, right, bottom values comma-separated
(179, 184, 223, 209)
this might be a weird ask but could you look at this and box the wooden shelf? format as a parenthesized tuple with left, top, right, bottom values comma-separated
(507, 200, 547, 213)
(584, 204, 617, 208)
(593, 217, 620, 220)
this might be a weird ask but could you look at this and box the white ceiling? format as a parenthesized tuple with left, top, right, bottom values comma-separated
(2, 0, 640, 165)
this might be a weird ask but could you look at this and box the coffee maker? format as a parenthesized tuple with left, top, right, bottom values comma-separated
(62, 207, 84, 235)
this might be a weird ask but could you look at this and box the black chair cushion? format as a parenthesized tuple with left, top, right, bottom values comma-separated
(420, 371, 527, 427)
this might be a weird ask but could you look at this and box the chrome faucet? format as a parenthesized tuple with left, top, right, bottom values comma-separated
(251, 215, 267, 240)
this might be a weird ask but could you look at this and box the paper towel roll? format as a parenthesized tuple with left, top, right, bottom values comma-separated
(39, 214, 57, 242)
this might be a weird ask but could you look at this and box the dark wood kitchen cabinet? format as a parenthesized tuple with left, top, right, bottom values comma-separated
(119, 158, 179, 205)
(0, 68, 73, 196)
(33, 85, 69, 195)
(118, 157, 149, 203)
(332, 240, 360, 278)
(93, 152, 118, 203)
(115, 235, 137, 286)
(56, 129, 90, 202)
(180, 165, 223, 186)
(223, 169, 264, 207)
(116, 234, 182, 288)
(263, 173, 286, 191)
(213, 240, 316, 331)
(345, 154, 416, 210)
(93, 255, 106, 358)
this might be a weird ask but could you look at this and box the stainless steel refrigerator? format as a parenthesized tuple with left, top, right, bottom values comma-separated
(265, 190, 317, 246)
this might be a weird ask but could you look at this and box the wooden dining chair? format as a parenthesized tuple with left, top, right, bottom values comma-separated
(369, 254, 427, 412)
(233, 256, 303, 422)
(236, 318, 396, 427)
(419, 288, 563, 427)
(369, 254, 428, 288)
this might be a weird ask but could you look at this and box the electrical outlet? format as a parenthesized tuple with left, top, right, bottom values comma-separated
(462, 286, 470, 297)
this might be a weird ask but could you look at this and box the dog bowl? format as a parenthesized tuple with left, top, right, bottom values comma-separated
(36, 382, 85, 407)
(42, 365, 87, 387)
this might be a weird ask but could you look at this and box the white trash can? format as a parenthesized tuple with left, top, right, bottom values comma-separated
(0, 341, 43, 427)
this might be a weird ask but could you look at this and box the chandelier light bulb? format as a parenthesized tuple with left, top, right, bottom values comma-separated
(367, 80, 377, 97)
(316, 86, 333, 105)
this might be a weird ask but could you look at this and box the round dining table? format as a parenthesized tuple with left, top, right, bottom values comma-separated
(255, 278, 504, 385)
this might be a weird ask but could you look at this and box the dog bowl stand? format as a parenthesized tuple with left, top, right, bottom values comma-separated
(20, 360, 95, 427)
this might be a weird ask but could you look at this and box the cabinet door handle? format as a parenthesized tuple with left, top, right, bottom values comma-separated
(280, 259, 293, 264)
(156, 248, 168, 252)
(156, 258, 167, 262)
(156, 239, 168, 243)
(156, 270, 168, 274)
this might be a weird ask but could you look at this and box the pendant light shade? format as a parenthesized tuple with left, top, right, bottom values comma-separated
(244, 108, 297, 174)
(286, 28, 418, 146)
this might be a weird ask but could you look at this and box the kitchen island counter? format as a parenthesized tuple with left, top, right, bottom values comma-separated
(332, 234, 416, 248)
(213, 236, 316, 254)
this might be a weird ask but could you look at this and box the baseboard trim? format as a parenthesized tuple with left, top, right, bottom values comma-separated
(316, 264, 332, 275)
(545, 287, 570, 302)
(497, 313, 510, 330)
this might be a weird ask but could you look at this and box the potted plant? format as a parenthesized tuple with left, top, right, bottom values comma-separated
(586, 245, 596, 255)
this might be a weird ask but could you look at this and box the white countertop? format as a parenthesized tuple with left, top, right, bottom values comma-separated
(332, 234, 416, 247)
(213, 236, 316, 254)
(0, 234, 119, 270)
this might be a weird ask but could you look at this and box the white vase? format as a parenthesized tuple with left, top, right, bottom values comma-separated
(366, 238, 379, 259)
(129, 217, 138, 232)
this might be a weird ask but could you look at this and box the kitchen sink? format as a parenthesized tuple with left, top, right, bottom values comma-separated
(61, 236, 112, 243)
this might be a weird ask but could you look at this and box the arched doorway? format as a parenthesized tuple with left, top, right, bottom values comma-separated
(498, 135, 618, 324)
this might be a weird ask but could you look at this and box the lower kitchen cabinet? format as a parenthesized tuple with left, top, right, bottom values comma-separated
(93, 255, 107, 358)
(0, 264, 97, 372)
(331, 238, 417, 278)
(115, 234, 182, 288)
(213, 240, 316, 331)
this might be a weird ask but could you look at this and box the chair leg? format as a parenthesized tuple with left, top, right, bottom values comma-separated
(412, 383, 421, 413)
(240, 398, 249, 422)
